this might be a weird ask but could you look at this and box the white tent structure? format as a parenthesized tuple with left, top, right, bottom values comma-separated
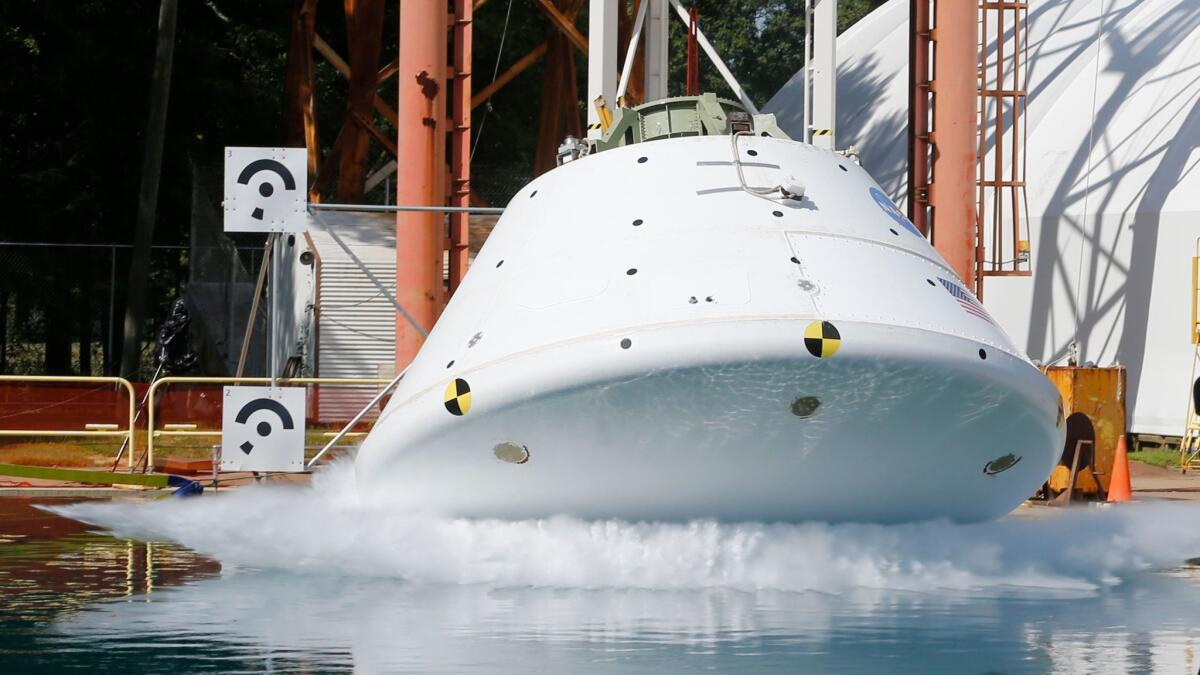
(766, 0, 1200, 435)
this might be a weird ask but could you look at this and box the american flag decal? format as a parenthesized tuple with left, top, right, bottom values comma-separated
(937, 277, 994, 324)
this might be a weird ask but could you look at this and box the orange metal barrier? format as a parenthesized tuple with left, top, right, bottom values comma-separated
(0, 375, 137, 469)
(146, 376, 392, 469)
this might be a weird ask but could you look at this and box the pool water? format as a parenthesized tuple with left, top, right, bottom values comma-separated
(2, 469, 1200, 674)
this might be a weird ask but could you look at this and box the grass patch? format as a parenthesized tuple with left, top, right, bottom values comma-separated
(0, 442, 110, 468)
(1128, 448, 1182, 470)
(0, 426, 365, 468)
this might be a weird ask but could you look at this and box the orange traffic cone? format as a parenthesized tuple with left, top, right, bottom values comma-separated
(1108, 434, 1133, 502)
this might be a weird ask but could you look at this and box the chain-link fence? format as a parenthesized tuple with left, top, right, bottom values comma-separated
(0, 239, 262, 380)
(188, 172, 270, 378)
(0, 243, 178, 377)
(0, 163, 280, 380)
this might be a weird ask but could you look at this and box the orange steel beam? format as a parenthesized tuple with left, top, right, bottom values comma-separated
(283, 0, 320, 193)
(534, 33, 569, 174)
(313, 33, 350, 74)
(533, 0, 588, 53)
(351, 110, 397, 157)
(928, 0, 979, 289)
(395, 0, 448, 367)
(471, 42, 549, 108)
(376, 57, 399, 85)
(906, 0, 930, 234)
(470, 3, 586, 111)
(312, 120, 349, 196)
(448, 0, 473, 292)
(313, 34, 400, 128)
(337, 0, 386, 203)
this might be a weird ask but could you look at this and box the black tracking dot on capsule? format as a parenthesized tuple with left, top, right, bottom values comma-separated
(637, 156, 648, 164)
(620, 338, 632, 349)
(773, 210, 783, 218)
(632, 219, 643, 226)
(626, 268, 638, 276)
(978, 349, 988, 360)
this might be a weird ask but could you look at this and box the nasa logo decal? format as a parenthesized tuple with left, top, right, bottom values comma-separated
(869, 187, 922, 236)
(804, 321, 841, 358)
(444, 378, 472, 416)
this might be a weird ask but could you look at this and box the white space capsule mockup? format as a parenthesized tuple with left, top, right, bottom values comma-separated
(354, 96, 1065, 523)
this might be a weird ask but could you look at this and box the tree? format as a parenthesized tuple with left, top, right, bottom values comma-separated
(0, 0, 888, 376)
(120, 0, 178, 379)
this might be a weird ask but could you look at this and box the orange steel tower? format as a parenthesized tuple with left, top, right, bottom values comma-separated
(909, 0, 980, 292)
(976, 1, 1031, 291)
(395, 2, 448, 367)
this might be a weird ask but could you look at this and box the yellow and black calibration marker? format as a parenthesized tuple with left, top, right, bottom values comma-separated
(804, 321, 841, 358)
(444, 378, 472, 416)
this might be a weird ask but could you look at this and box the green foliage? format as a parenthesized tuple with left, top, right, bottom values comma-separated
(1128, 448, 1182, 470)
(469, 0, 888, 202)
(666, 1, 808, 105)
(0, 0, 295, 375)
(0, 0, 889, 374)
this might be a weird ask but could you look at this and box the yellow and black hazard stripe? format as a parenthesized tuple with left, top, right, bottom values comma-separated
(804, 321, 841, 358)
(811, 129, 833, 136)
(443, 378, 472, 416)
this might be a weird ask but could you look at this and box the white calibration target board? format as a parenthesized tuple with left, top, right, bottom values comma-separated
(221, 386, 306, 472)
(223, 147, 308, 233)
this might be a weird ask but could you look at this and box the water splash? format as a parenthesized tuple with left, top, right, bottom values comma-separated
(48, 462, 1200, 594)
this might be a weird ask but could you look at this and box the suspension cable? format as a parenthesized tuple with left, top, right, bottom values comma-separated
(470, 0, 516, 162)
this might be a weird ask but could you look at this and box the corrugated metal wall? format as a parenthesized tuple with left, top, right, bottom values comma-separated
(306, 213, 398, 423)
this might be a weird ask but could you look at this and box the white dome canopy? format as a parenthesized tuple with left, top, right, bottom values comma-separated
(767, 0, 1200, 434)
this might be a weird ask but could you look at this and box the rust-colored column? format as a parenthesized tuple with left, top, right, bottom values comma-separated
(283, 0, 319, 191)
(338, 0, 386, 203)
(395, 2, 447, 368)
(906, 0, 930, 234)
(448, 0, 472, 294)
(928, 0, 978, 288)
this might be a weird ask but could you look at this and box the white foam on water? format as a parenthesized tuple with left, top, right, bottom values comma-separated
(48, 462, 1200, 594)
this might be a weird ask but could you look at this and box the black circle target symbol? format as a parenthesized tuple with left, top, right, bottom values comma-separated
(234, 398, 296, 455)
(236, 159, 297, 221)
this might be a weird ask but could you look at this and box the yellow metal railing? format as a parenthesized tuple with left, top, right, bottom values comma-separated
(146, 376, 392, 469)
(1191, 239, 1200, 344)
(1184, 239, 1200, 472)
(0, 375, 137, 469)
